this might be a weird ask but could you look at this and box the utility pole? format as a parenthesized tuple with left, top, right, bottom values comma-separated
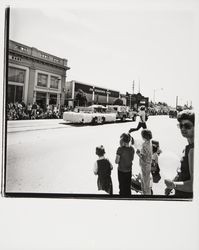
(132, 80, 135, 94)
(176, 96, 178, 109)
(153, 89, 155, 103)
(138, 78, 140, 93)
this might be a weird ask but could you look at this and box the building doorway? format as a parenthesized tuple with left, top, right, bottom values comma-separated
(7, 84, 23, 103)
(36, 92, 46, 109)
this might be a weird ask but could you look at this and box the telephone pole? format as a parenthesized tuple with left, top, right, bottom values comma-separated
(138, 78, 140, 93)
(176, 96, 178, 109)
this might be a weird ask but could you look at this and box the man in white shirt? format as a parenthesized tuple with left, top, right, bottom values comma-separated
(129, 106, 147, 133)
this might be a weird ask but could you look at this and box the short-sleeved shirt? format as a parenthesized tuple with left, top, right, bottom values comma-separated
(116, 146, 135, 172)
(177, 143, 194, 182)
(139, 110, 146, 123)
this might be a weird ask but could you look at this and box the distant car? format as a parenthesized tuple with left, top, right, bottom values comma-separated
(169, 109, 177, 118)
(107, 105, 137, 121)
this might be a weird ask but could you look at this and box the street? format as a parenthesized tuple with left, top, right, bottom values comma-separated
(5, 115, 187, 195)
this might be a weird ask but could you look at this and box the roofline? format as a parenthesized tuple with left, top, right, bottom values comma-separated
(9, 49, 70, 71)
(9, 40, 70, 70)
(66, 80, 120, 93)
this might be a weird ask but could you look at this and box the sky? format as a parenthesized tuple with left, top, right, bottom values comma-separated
(8, 0, 199, 107)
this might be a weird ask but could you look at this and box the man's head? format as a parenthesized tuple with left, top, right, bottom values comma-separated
(177, 109, 195, 125)
(177, 110, 195, 140)
(140, 106, 145, 111)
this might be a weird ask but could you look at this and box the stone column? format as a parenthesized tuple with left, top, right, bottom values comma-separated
(27, 67, 36, 104)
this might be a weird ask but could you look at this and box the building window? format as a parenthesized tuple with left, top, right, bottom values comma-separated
(36, 92, 47, 109)
(50, 76, 59, 89)
(9, 55, 22, 61)
(37, 73, 48, 87)
(8, 67, 25, 83)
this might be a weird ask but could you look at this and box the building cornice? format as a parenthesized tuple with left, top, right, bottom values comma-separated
(9, 40, 70, 71)
(9, 49, 70, 71)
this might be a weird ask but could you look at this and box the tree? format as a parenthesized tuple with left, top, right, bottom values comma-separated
(75, 89, 88, 106)
(113, 98, 123, 105)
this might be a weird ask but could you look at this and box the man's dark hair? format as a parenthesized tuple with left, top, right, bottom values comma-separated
(140, 106, 145, 111)
(177, 110, 195, 125)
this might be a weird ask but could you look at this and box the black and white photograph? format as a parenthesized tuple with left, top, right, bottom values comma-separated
(0, 1, 199, 250)
(2, 0, 198, 199)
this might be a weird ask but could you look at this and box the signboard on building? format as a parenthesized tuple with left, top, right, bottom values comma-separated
(74, 82, 119, 98)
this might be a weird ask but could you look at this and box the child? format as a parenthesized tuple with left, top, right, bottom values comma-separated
(115, 133, 135, 196)
(94, 145, 113, 195)
(151, 140, 161, 183)
(136, 129, 153, 195)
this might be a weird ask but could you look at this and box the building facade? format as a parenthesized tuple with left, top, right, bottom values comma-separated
(65, 80, 120, 107)
(126, 92, 149, 110)
(64, 80, 149, 109)
(8, 40, 70, 108)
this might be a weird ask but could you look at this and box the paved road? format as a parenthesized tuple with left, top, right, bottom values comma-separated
(7, 119, 68, 133)
(5, 116, 187, 195)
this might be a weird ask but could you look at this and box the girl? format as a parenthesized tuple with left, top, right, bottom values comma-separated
(136, 129, 153, 195)
(115, 133, 135, 196)
(94, 145, 113, 195)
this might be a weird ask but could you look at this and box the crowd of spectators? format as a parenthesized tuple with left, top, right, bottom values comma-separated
(7, 101, 174, 121)
(7, 102, 71, 120)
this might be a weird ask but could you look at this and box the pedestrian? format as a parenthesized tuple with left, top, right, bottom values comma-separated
(31, 102, 37, 119)
(164, 110, 194, 198)
(27, 103, 32, 119)
(93, 145, 113, 195)
(136, 129, 153, 195)
(129, 105, 148, 133)
(115, 133, 135, 197)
